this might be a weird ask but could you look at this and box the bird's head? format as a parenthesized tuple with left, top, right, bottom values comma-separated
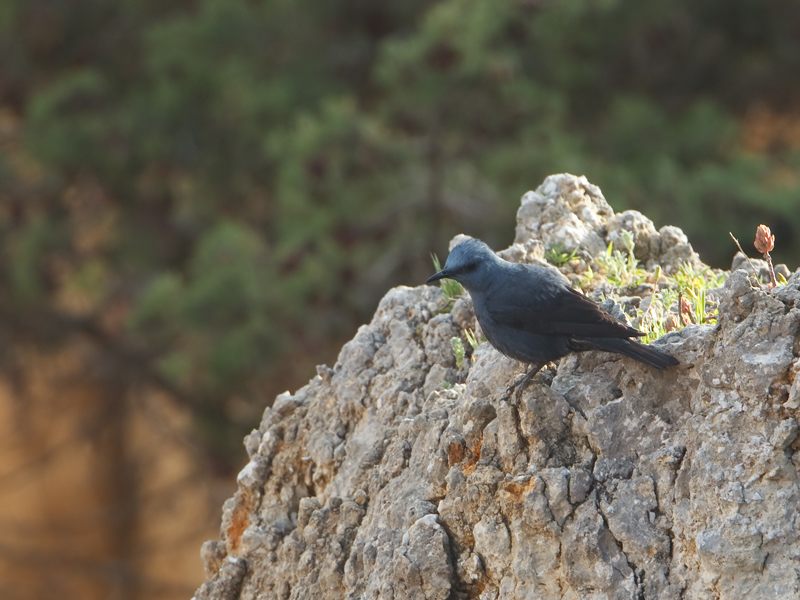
(426, 238, 500, 293)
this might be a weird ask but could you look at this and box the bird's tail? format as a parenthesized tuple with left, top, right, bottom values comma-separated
(580, 337, 679, 370)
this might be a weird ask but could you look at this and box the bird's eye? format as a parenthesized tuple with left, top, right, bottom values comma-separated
(463, 261, 478, 273)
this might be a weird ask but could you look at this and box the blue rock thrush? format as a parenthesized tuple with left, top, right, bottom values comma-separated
(426, 238, 678, 400)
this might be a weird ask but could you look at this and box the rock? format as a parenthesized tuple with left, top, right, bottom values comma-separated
(196, 174, 800, 600)
(515, 173, 612, 266)
(513, 174, 704, 274)
(390, 514, 453, 600)
(605, 210, 656, 257)
(193, 556, 247, 600)
(732, 251, 792, 283)
(654, 225, 704, 273)
(561, 497, 636, 599)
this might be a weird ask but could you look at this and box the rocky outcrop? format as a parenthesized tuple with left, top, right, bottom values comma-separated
(194, 174, 800, 600)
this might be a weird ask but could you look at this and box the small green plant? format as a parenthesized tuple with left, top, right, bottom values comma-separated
(636, 289, 676, 343)
(636, 302, 667, 344)
(451, 336, 466, 370)
(574, 230, 727, 342)
(672, 263, 725, 326)
(464, 328, 479, 351)
(432, 253, 463, 312)
(451, 329, 480, 370)
(596, 232, 647, 288)
(618, 229, 635, 253)
(574, 264, 595, 290)
(672, 262, 725, 294)
(635, 262, 726, 342)
(545, 242, 579, 266)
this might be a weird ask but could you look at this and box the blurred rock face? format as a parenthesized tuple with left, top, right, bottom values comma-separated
(196, 175, 800, 600)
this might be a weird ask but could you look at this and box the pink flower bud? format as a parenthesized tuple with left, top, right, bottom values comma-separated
(754, 224, 774, 254)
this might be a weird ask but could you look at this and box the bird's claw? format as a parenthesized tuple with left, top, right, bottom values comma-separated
(501, 366, 541, 406)
(500, 385, 518, 406)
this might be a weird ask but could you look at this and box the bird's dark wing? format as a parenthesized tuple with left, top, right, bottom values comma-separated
(485, 272, 643, 339)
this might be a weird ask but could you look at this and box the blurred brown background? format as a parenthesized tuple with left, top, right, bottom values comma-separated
(1, 0, 799, 598)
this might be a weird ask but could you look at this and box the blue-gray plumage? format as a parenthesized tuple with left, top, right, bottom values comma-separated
(427, 238, 678, 398)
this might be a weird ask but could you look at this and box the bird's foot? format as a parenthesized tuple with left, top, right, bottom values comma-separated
(501, 364, 542, 406)
(500, 382, 520, 405)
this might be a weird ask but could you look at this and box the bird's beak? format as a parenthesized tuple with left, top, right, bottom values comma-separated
(426, 270, 450, 284)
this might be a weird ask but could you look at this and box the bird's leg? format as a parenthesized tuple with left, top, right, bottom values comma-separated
(513, 364, 541, 404)
(503, 363, 543, 404)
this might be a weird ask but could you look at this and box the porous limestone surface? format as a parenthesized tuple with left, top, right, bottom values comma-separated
(195, 174, 800, 600)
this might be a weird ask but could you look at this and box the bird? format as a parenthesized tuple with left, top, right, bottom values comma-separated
(426, 237, 679, 401)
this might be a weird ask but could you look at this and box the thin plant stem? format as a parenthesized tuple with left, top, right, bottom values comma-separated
(763, 252, 778, 288)
(729, 232, 764, 289)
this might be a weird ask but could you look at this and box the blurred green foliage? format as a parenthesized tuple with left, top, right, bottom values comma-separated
(1, 0, 799, 461)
